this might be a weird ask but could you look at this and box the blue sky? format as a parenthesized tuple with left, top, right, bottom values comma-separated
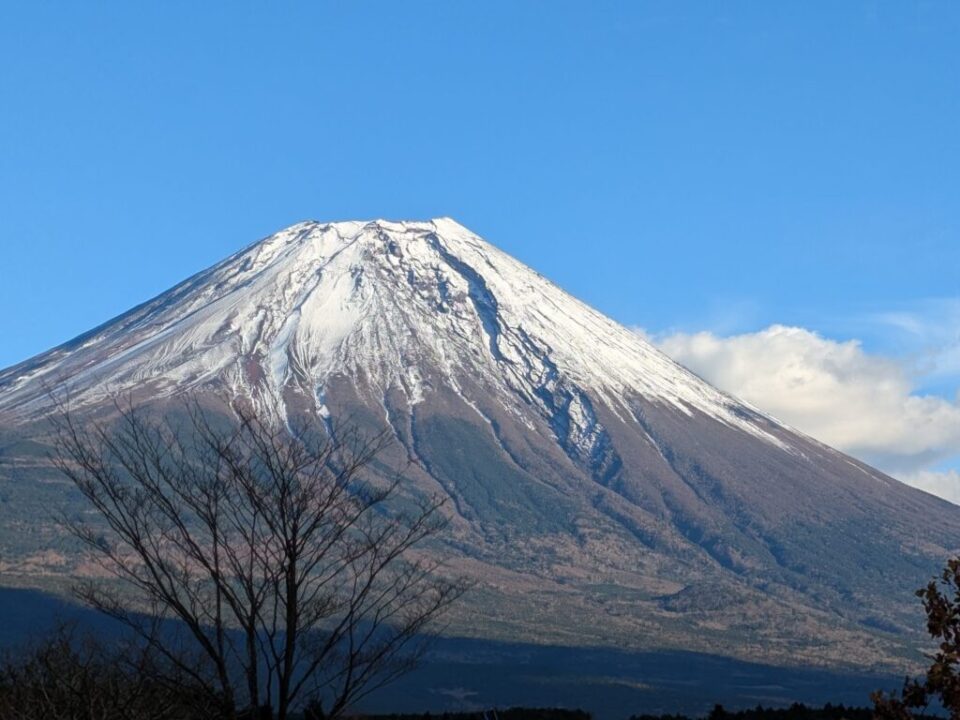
(1, 3, 958, 486)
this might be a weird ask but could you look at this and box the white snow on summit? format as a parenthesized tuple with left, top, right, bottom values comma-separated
(0, 218, 786, 447)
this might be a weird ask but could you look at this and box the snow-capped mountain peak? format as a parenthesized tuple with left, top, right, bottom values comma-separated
(0, 218, 781, 451)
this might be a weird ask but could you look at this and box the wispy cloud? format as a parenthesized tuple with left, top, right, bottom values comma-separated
(647, 324, 960, 501)
(864, 298, 960, 383)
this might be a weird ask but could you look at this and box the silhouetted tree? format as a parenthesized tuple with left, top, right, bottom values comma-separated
(627, 707, 873, 720)
(872, 556, 960, 720)
(0, 624, 217, 720)
(709, 705, 729, 720)
(51, 398, 467, 720)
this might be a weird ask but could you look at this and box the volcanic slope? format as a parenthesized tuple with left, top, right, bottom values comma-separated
(1, 218, 956, 669)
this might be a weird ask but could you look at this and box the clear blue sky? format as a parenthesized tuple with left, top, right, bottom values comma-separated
(1, 2, 957, 373)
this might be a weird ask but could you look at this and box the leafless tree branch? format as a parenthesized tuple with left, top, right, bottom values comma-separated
(49, 395, 468, 720)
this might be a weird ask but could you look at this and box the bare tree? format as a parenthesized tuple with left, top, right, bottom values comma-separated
(50, 398, 467, 720)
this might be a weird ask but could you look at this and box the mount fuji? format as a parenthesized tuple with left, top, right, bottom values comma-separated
(1, 218, 957, 674)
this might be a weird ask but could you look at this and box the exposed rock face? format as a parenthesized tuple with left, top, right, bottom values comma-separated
(1, 218, 956, 670)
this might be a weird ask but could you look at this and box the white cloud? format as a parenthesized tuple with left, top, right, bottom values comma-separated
(897, 470, 960, 505)
(654, 325, 960, 479)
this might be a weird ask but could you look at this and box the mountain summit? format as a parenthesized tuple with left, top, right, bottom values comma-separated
(1, 218, 958, 669)
(0, 218, 783, 445)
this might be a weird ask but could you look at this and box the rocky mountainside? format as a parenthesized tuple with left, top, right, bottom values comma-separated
(1, 218, 957, 671)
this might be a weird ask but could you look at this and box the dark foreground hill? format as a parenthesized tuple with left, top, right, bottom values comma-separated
(0, 580, 901, 719)
(358, 704, 874, 720)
